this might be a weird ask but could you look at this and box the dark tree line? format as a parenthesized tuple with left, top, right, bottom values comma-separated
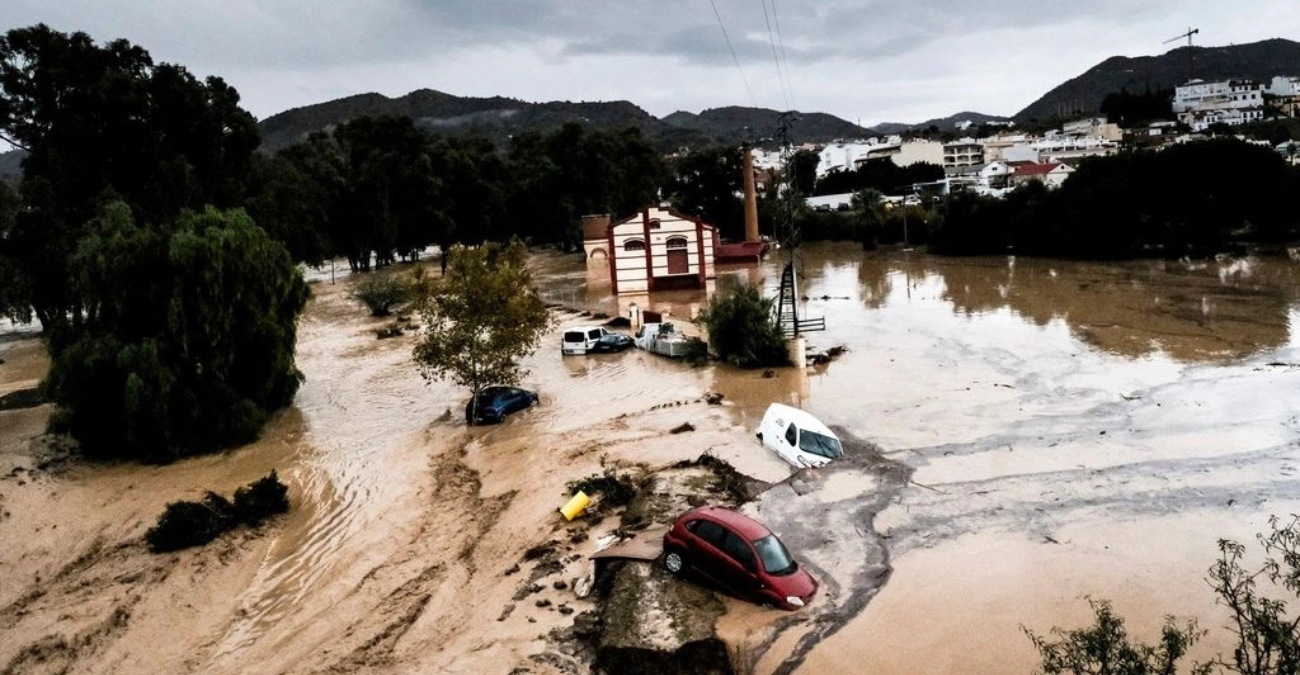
(931, 139, 1300, 259)
(1099, 86, 1174, 127)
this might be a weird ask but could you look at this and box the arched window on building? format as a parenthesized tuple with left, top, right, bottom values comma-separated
(665, 237, 688, 249)
(624, 239, 645, 252)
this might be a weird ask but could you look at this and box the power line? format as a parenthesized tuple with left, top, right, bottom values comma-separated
(707, 0, 759, 108)
(759, 0, 790, 109)
(770, 0, 794, 107)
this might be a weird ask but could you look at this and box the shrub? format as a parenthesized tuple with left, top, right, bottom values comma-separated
(232, 470, 291, 525)
(145, 471, 290, 553)
(145, 492, 235, 553)
(348, 273, 411, 316)
(695, 284, 791, 369)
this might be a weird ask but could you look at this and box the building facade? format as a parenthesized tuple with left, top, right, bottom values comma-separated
(607, 205, 716, 295)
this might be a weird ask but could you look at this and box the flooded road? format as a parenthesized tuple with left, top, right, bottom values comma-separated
(3, 243, 1300, 674)
(537, 243, 1300, 673)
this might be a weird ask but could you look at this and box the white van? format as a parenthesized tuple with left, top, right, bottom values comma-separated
(561, 325, 612, 355)
(756, 403, 844, 469)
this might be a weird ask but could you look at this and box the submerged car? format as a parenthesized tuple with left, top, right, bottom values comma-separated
(756, 403, 844, 469)
(588, 332, 634, 353)
(662, 505, 817, 610)
(465, 385, 539, 425)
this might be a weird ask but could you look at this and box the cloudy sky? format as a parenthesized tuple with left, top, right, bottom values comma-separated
(3, 1, 1297, 125)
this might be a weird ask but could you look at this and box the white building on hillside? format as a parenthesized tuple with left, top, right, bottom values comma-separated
(942, 138, 984, 175)
(891, 140, 945, 167)
(1173, 79, 1265, 113)
(817, 138, 902, 176)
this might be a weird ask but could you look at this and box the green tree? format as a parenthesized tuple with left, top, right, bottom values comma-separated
(789, 148, 820, 195)
(695, 283, 790, 369)
(0, 25, 260, 350)
(668, 146, 745, 240)
(1024, 598, 1207, 675)
(412, 240, 551, 403)
(1029, 516, 1300, 675)
(43, 204, 309, 462)
(0, 180, 26, 321)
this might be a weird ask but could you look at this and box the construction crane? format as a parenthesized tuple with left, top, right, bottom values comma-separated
(1164, 27, 1200, 84)
(1164, 27, 1199, 48)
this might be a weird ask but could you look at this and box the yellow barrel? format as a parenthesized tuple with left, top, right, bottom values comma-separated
(560, 491, 591, 521)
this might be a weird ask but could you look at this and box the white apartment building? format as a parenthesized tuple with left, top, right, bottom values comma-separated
(891, 139, 944, 168)
(1173, 79, 1266, 131)
(1181, 107, 1266, 132)
(816, 138, 903, 176)
(942, 138, 984, 175)
(1173, 79, 1265, 113)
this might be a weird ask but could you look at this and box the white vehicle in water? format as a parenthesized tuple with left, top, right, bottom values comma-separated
(561, 325, 614, 355)
(633, 322, 693, 358)
(756, 403, 844, 469)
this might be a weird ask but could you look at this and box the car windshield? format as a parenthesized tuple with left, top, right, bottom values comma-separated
(753, 535, 797, 575)
(563, 331, 586, 342)
(798, 430, 843, 459)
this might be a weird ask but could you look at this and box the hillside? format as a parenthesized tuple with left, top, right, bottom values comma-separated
(662, 106, 867, 143)
(1016, 38, 1300, 121)
(259, 90, 873, 151)
(259, 89, 670, 150)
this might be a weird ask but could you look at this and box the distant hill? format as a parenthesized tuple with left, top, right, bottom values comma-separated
(259, 90, 875, 151)
(868, 111, 1011, 135)
(259, 89, 671, 151)
(662, 106, 867, 143)
(1015, 38, 1300, 121)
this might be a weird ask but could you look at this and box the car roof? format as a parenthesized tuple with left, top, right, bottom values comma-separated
(478, 384, 529, 395)
(562, 325, 604, 332)
(684, 505, 772, 541)
(762, 403, 838, 439)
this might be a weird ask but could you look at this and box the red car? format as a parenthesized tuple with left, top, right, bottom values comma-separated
(662, 505, 817, 610)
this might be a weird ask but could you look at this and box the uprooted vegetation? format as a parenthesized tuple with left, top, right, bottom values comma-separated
(145, 471, 290, 553)
(566, 469, 641, 510)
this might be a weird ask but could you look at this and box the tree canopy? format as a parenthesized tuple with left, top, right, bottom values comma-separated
(412, 240, 552, 396)
(44, 205, 309, 462)
(0, 24, 260, 349)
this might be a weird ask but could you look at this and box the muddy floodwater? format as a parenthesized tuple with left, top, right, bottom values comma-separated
(536, 242, 1300, 674)
(3, 242, 1300, 674)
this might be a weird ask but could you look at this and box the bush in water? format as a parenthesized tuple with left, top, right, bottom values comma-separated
(233, 471, 291, 526)
(146, 471, 290, 553)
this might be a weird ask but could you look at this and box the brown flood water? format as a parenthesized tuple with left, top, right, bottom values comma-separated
(3, 244, 1300, 674)
(536, 243, 1300, 673)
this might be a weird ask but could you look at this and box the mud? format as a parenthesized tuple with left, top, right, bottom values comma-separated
(3, 246, 1300, 674)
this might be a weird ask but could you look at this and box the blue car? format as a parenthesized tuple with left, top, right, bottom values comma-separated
(465, 385, 539, 425)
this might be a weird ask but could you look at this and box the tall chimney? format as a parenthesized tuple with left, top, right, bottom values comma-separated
(742, 146, 759, 243)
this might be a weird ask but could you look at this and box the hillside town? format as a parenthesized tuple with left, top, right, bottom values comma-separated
(775, 74, 1300, 209)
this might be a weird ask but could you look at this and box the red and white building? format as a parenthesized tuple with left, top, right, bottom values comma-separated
(587, 205, 717, 294)
(1008, 162, 1075, 188)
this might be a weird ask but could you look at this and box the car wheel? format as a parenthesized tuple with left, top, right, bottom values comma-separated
(664, 549, 686, 575)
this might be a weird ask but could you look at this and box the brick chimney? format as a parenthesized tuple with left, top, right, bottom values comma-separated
(742, 147, 759, 243)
